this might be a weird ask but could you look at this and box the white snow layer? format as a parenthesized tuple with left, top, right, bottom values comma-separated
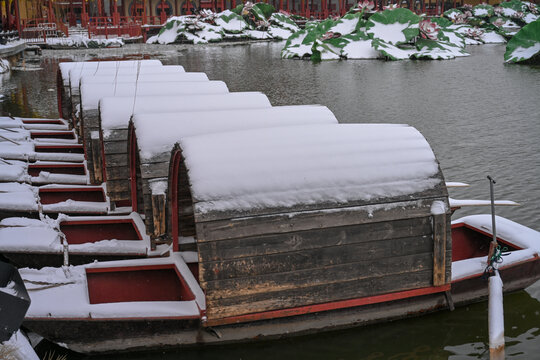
(488, 271, 505, 350)
(23, 253, 205, 319)
(367, 21, 418, 44)
(179, 124, 441, 215)
(0, 330, 40, 360)
(133, 105, 338, 161)
(80, 79, 225, 112)
(100, 92, 272, 133)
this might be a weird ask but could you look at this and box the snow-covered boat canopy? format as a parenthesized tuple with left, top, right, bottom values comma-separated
(59, 59, 163, 88)
(133, 105, 338, 162)
(73, 67, 193, 97)
(80, 78, 224, 113)
(100, 92, 272, 134)
(99, 92, 273, 206)
(130, 105, 338, 236)
(177, 123, 445, 220)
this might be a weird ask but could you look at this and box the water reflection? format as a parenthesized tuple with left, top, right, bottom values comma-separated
(1, 42, 539, 359)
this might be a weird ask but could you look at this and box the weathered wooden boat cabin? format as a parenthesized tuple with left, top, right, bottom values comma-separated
(99, 92, 272, 209)
(129, 105, 339, 238)
(79, 77, 223, 184)
(167, 123, 451, 326)
(57, 60, 163, 119)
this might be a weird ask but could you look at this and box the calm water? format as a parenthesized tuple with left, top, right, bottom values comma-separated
(1, 42, 539, 359)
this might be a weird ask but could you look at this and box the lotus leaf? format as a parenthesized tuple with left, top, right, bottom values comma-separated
(371, 38, 415, 60)
(328, 12, 365, 35)
(270, 13, 300, 32)
(215, 10, 249, 33)
(438, 29, 466, 48)
(366, 8, 420, 45)
(412, 38, 469, 59)
(500, 0, 527, 13)
(473, 4, 494, 18)
(444, 8, 463, 21)
(430, 17, 453, 28)
(504, 18, 540, 62)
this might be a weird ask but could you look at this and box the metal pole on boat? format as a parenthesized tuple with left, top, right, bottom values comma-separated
(60, 232, 69, 267)
(487, 175, 504, 360)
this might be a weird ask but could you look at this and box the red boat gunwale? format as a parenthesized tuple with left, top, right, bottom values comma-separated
(59, 218, 143, 245)
(39, 187, 106, 205)
(86, 264, 196, 305)
(28, 163, 87, 177)
(30, 131, 75, 140)
(22, 119, 65, 125)
(34, 144, 84, 154)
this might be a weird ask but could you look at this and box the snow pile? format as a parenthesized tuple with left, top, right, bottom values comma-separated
(179, 124, 442, 216)
(46, 35, 124, 48)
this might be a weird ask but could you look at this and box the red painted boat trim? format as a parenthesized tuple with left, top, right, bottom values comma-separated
(27, 315, 201, 322)
(22, 119, 65, 125)
(60, 218, 144, 241)
(206, 284, 451, 327)
(30, 131, 75, 139)
(452, 254, 539, 283)
(451, 222, 524, 250)
(39, 187, 104, 193)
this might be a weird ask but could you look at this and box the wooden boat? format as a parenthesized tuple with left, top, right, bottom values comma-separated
(20, 124, 540, 354)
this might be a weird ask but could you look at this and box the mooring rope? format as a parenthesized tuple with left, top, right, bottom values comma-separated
(483, 245, 509, 279)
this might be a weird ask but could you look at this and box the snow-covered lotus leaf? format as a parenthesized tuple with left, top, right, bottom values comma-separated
(371, 38, 415, 60)
(152, 19, 186, 44)
(281, 29, 314, 58)
(412, 38, 469, 59)
(215, 10, 249, 33)
(500, 0, 527, 13)
(268, 25, 294, 39)
(504, 18, 540, 62)
(251, 2, 276, 21)
(473, 4, 494, 18)
(330, 33, 381, 59)
(311, 39, 341, 61)
(430, 17, 453, 28)
(182, 23, 224, 44)
(327, 12, 365, 36)
(523, 13, 539, 24)
(419, 19, 439, 40)
(438, 29, 466, 48)
(244, 29, 273, 39)
(366, 8, 420, 45)
(444, 8, 463, 21)
(481, 30, 507, 43)
(270, 13, 300, 32)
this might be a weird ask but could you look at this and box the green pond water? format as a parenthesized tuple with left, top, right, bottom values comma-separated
(0, 42, 539, 359)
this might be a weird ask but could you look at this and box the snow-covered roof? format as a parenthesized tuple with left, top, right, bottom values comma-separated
(178, 124, 443, 218)
(72, 65, 190, 91)
(80, 79, 226, 112)
(133, 105, 338, 162)
(99, 92, 272, 134)
(59, 59, 163, 87)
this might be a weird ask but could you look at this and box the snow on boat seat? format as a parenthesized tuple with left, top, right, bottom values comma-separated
(0, 213, 158, 268)
(79, 78, 224, 185)
(99, 92, 272, 208)
(130, 105, 339, 237)
(0, 116, 69, 131)
(0, 141, 84, 163)
(72, 70, 204, 119)
(169, 123, 451, 324)
(0, 160, 88, 185)
(0, 182, 110, 219)
(58, 60, 163, 119)
(22, 254, 204, 328)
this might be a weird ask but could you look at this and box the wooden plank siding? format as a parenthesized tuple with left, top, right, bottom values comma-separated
(195, 199, 452, 321)
(103, 129, 130, 204)
(80, 108, 101, 184)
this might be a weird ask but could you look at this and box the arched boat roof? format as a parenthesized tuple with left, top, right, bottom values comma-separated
(99, 92, 272, 134)
(133, 105, 338, 162)
(80, 80, 227, 112)
(73, 66, 190, 90)
(178, 124, 444, 220)
(59, 60, 163, 87)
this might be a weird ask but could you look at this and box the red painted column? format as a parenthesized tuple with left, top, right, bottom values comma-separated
(113, 0, 119, 24)
(81, 0, 89, 27)
(97, 0, 103, 17)
(5, 0, 11, 30)
(13, 0, 20, 35)
(160, 0, 166, 23)
(142, 0, 147, 24)
(48, 0, 55, 22)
